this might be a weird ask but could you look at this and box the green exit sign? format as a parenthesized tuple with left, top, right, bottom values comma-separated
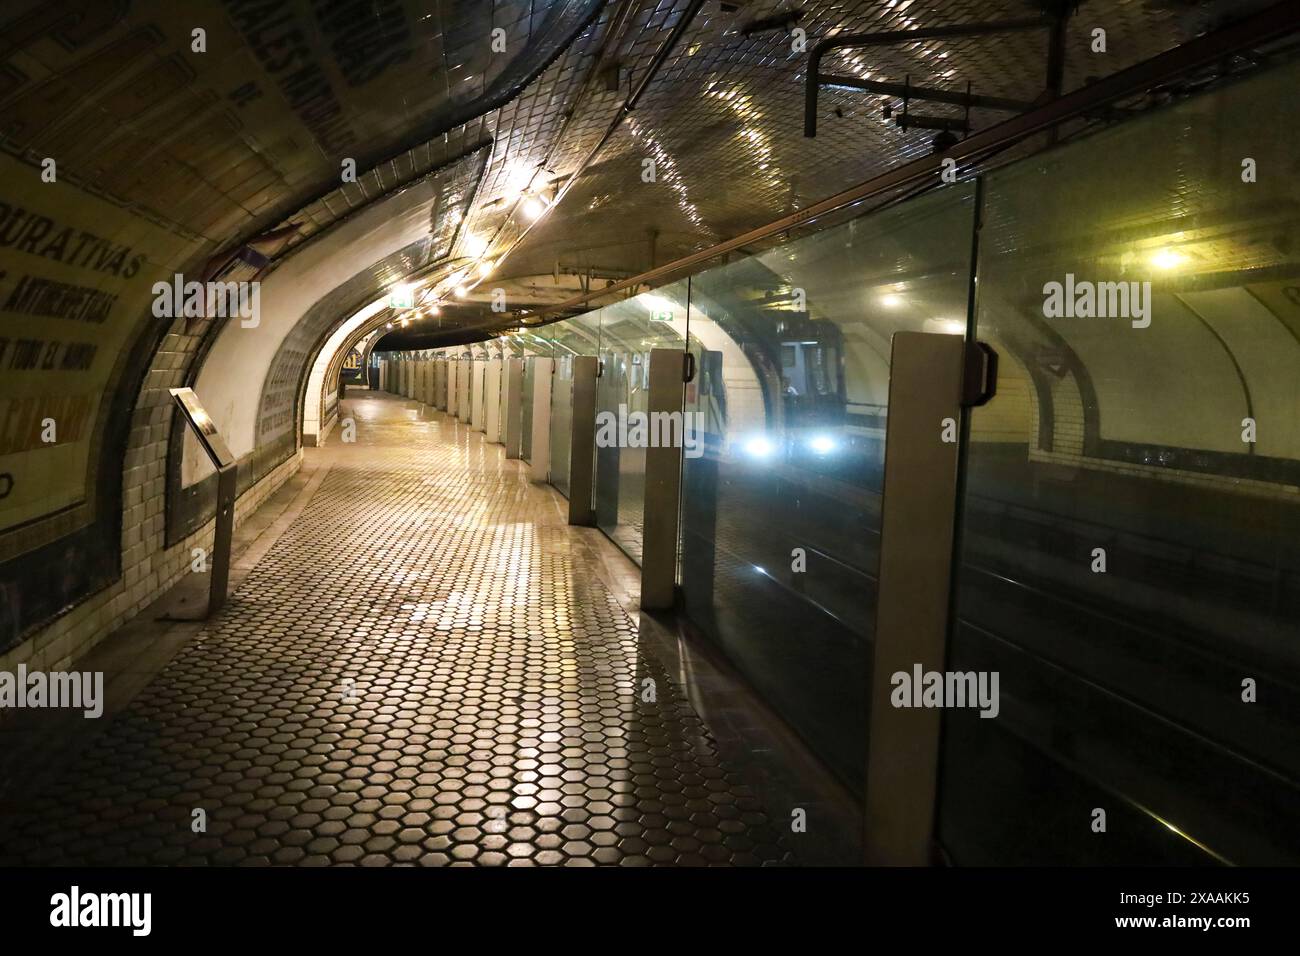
(389, 288, 415, 310)
(650, 309, 674, 322)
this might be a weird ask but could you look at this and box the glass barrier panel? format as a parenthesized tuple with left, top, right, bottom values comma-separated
(939, 59, 1300, 865)
(594, 281, 691, 562)
(544, 313, 603, 495)
(682, 184, 978, 790)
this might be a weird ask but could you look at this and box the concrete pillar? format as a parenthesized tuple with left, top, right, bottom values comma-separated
(471, 360, 486, 431)
(485, 358, 502, 442)
(529, 357, 553, 482)
(864, 332, 977, 866)
(567, 355, 598, 526)
(504, 357, 524, 459)
(458, 359, 471, 423)
(640, 348, 686, 610)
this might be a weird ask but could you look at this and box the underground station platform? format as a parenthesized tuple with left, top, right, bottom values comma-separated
(0, 0, 1296, 941)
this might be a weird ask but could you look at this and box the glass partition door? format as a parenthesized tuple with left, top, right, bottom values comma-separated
(681, 186, 978, 790)
(939, 59, 1300, 866)
(594, 284, 690, 563)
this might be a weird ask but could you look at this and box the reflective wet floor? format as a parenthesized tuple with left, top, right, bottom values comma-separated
(0, 391, 846, 866)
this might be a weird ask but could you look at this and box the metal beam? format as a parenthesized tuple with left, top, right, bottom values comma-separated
(805, 17, 1049, 138)
(818, 74, 1034, 114)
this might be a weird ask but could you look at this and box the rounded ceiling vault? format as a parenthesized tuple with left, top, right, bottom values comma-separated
(0, 0, 1232, 646)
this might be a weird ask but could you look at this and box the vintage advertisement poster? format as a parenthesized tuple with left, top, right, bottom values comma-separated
(0, 151, 177, 549)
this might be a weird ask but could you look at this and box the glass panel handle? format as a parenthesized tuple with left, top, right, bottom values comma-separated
(960, 341, 997, 408)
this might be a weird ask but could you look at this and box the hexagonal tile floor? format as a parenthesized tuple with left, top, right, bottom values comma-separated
(0, 390, 796, 866)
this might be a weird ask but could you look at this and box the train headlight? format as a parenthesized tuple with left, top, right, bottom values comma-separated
(808, 434, 837, 454)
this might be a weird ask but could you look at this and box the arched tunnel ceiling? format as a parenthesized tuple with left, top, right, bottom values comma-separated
(0, 0, 1273, 647)
(2, 0, 606, 253)
(0, 0, 609, 642)
(456, 0, 1242, 335)
(2, 0, 1240, 359)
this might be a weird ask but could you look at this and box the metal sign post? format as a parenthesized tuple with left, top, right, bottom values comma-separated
(169, 387, 238, 618)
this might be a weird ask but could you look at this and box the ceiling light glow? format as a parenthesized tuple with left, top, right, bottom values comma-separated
(1151, 248, 1187, 270)
(924, 318, 966, 335)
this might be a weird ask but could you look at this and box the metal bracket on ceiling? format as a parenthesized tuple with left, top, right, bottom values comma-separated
(803, 10, 1072, 141)
(740, 6, 802, 38)
(886, 75, 976, 147)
